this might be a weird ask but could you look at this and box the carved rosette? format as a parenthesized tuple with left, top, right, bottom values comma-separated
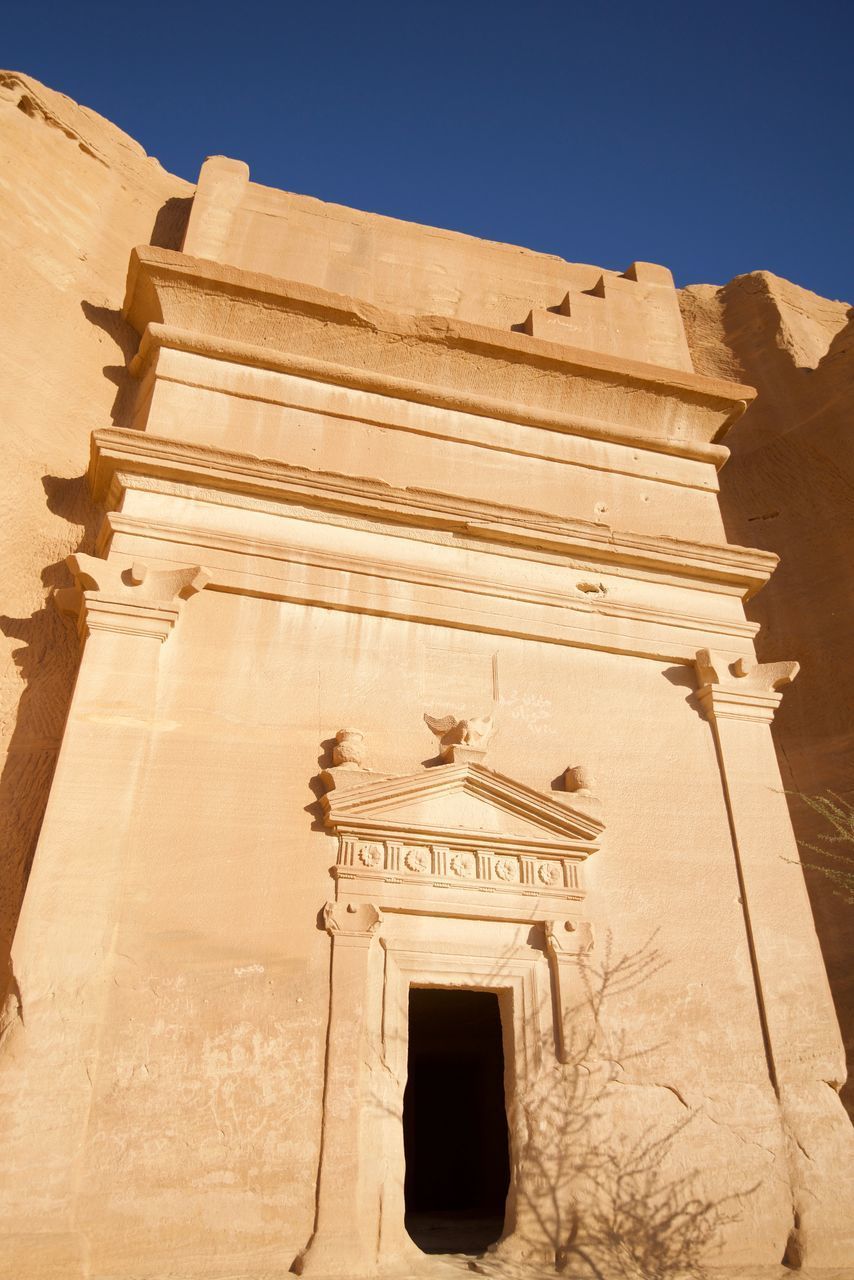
(55, 554, 210, 647)
(449, 851, 475, 878)
(321, 760, 602, 927)
(336, 840, 575, 896)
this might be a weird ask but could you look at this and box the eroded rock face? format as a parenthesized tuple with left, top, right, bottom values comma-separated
(681, 273, 854, 1113)
(0, 71, 190, 993)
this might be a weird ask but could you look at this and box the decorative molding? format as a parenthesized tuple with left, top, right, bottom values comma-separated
(54, 553, 209, 646)
(100, 507, 762, 664)
(89, 429, 778, 601)
(87, 436, 773, 664)
(141, 341, 719, 496)
(123, 247, 756, 465)
(695, 647, 800, 724)
(322, 901, 382, 940)
(322, 758, 601, 925)
(380, 935, 548, 1079)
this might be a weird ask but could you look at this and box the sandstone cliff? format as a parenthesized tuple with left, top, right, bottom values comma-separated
(0, 72, 190, 1015)
(1, 72, 851, 1114)
(681, 273, 854, 1110)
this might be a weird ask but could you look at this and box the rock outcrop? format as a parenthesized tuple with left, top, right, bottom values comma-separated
(0, 72, 189, 1009)
(681, 274, 854, 1111)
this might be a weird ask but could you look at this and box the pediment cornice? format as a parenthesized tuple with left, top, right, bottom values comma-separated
(321, 758, 601, 923)
(322, 761, 602, 854)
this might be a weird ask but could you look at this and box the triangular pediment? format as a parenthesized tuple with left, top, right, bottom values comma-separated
(322, 762, 602, 854)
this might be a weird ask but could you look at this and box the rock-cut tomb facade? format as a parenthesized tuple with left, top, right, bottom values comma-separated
(1, 153, 853, 1278)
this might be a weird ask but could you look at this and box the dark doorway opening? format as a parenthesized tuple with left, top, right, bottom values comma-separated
(403, 987, 511, 1255)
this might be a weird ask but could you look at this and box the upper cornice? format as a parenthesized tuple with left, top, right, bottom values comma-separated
(89, 428, 777, 601)
(123, 247, 756, 468)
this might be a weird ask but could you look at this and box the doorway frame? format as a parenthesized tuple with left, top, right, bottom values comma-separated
(377, 934, 550, 1259)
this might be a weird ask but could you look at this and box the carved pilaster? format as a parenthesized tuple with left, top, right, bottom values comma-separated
(691, 645, 843, 1085)
(691, 648, 848, 1257)
(297, 901, 384, 1276)
(544, 919, 594, 1064)
(55, 554, 210, 647)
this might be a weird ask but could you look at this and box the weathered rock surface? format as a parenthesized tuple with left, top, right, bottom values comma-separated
(0, 71, 190, 1002)
(680, 273, 854, 1112)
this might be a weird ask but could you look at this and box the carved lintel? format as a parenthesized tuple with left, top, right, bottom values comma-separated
(55, 554, 210, 646)
(545, 918, 594, 1064)
(694, 648, 799, 724)
(323, 901, 383, 939)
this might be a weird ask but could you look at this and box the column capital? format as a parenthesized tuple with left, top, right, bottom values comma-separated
(694, 648, 799, 724)
(544, 917, 594, 958)
(323, 901, 383, 939)
(55, 555, 210, 647)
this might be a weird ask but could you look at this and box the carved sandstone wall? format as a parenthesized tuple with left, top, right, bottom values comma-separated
(0, 72, 190, 1003)
(2, 75, 850, 1106)
(680, 276, 854, 1110)
(0, 75, 852, 1275)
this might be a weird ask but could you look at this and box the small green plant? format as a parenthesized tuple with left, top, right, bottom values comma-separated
(796, 792, 854, 904)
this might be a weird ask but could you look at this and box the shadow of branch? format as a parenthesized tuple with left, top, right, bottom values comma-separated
(508, 934, 757, 1278)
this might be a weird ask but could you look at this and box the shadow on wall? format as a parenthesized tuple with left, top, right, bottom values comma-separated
(370, 933, 759, 1279)
(0, 195, 186, 1022)
(712, 287, 854, 1116)
(509, 939, 754, 1279)
(149, 196, 192, 252)
(0, 477, 100, 1018)
(79, 299, 141, 428)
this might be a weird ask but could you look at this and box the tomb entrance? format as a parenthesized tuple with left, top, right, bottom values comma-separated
(294, 750, 602, 1275)
(403, 987, 510, 1255)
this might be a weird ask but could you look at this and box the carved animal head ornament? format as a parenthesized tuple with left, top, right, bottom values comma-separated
(423, 712, 494, 747)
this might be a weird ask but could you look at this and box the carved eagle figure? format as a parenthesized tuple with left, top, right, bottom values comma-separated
(423, 712, 494, 747)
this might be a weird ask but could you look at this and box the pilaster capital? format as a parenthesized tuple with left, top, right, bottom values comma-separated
(55, 554, 210, 647)
(544, 918, 594, 958)
(323, 901, 383, 940)
(694, 648, 799, 724)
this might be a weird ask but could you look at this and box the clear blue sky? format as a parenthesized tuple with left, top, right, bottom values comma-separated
(7, 0, 853, 299)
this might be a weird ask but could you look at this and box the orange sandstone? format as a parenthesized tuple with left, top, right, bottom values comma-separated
(0, 72, 851, 1279)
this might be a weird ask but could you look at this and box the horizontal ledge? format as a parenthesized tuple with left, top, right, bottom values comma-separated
(125, 245, 756, 465)
(99, 523, 760, 667)
(90, 428, 778, 600)
(101, 509, 761, 645)
(132, 321, 734, 470)
(335, 883, 586, 925)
